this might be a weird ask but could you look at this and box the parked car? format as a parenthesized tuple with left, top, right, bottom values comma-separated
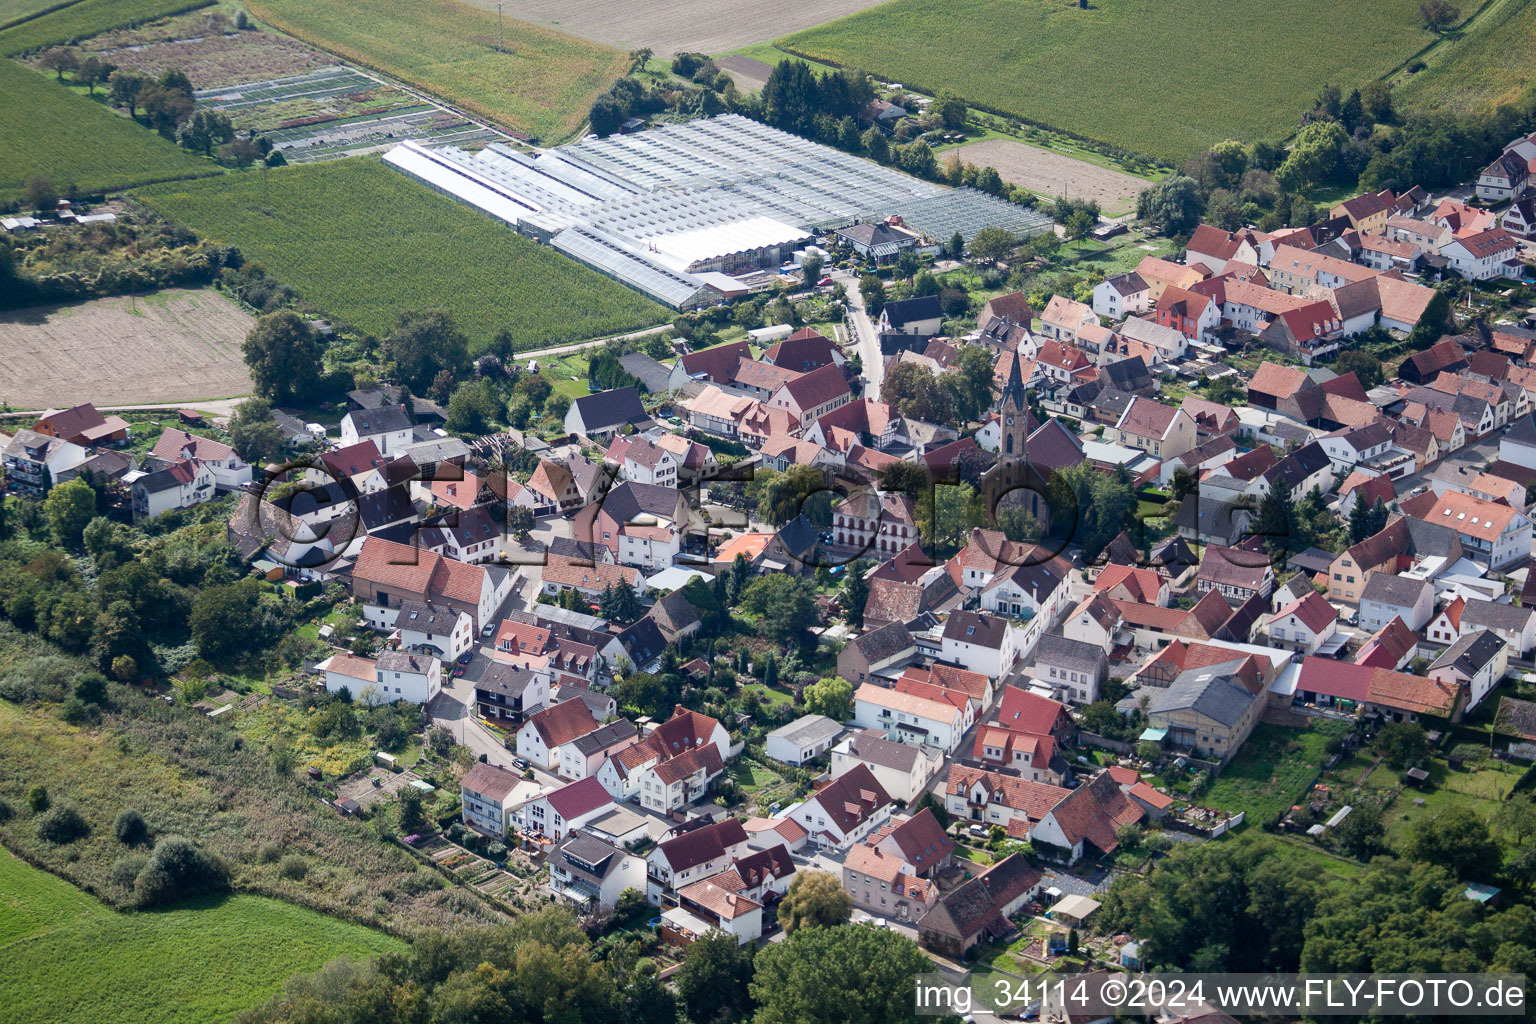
(452, 662, 467, 677)
(513, 757, 530, 771)
(481, 623, 496, 637)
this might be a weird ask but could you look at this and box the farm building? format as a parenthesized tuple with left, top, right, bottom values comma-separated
(384, 114, 1050, 307)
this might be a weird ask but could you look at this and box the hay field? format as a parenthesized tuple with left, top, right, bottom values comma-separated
(779, 0, 1432, 160)
(489, 0, 889, 56)
(949, 138, 1147, 212)
(0, 288, 254, 408)
(246, 0, 627, 142)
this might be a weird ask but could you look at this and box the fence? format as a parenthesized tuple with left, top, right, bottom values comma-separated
(1078, 732, 1133, 756)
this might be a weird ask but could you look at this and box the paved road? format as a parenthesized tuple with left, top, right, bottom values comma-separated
(426, 683, 565, 790)
(836, 269, 884, 397)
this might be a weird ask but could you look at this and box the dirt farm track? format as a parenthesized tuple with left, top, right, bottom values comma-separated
(491, 0, 888, 55)
(949, 138, 1149, 213)
(0, 289, 254, 409)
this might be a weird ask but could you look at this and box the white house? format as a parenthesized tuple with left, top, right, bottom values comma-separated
(1429, 629, 1509, 711)
(516, 700, 602, 769)
(789, 762, 892, 852)
(645, 817, 751, 904)
(318, 652, 379, 701)
(830, 730, 945, 805)
(1359, 572, 1436, 633)
(522, 776, 613, 841)
(939, 611, 1021, 678)
(130, 458, 217, 521)
(1440, 228, 1522, 281)
(461, 762, 541, 836)
(393, 602, 474, 662)
(1091, 272, 1150, 320)
(340, 405, 414, 455)
(852, 683, 965, 754)
(1266, 590, 1339, 655)
(371, 651, 442, 705)
(765, 715, 844, 766)
(547, 831, 648, 912)
(151, 429, 253, 491)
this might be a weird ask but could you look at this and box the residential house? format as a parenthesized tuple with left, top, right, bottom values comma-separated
(645, 818, 751, 905)
(789, 762, 892, 852)
(597, 706, 731, 813)
(1041, 295, 1099, 343)
(151, 429, 252, 491)
(1267, 590, 1339, 655)
(516, 700, 602, 769)
(1429, 629, 1509, 710)
(32, 402, 129, 446)
(1477, 151, 1531, 201)
(940, 611, 1021, 678)
(765, 714, 844, 766)
(1138, 659, 1264, 763)
(565, 386, 647, 440)
(522, 776, 614, 841)
(843, 844, 938, 923)
(1195, 545, 1274, 605)
(605, 434, 679, 488)
(765, 363, 851, 430)
(471, 661, 548, 726)
(916, 857, 1040, 957)
(1031, 633, 1108, 705)
(131, 458, 217, 521)
(1441, 228, 1522, 281)
(1117, 316, 1188, 363)
(837, 620, 917, 685)
(340, 405, 413, 455)
(461, 762, 536, 836)
(853, 682, 966, 754)
(668, 876, 764, 946)
(878, 294, 943, 335)
(1091, 272, 1150, 319)
(1360, 572, 1437, 633)
(350, 535, 511, 630)
(394, 601, 473, 661)
(560, 720, 639, 782)
(1331, 188, 1398, 233)
(943, 763, 1070, 839)
(370, 651, 441, 705)
(1154, 286, 1220, 342)
(830, 729, 944, 804)
(1028, 770, 1146, 863)
(1186, 225, 1263, 273)
(1402, 489, 1532, 570)
(2, 428, 88, 495)
(547, 831, 647, 912)
(1109, 396, 1198, 461)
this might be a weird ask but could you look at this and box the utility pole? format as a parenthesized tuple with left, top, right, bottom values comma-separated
(497, 3, 503, 52)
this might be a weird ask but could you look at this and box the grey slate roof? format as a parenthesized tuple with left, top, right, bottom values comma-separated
(1360, 571, 1433, 609)
(1146, 659, 1258, 727)
(851, 620, 916, 662)
(841, 729, 923, 771)
(1034, 633, 1107, 676)
(1460, 600, 1536, 635)
(345, 405, 412, 436)
(1430, 628, 1507, 675)
(618, 352, 674, 394)
(570, 386, 645, 432)
(571, 719, 638, 755)
(768, 714, 843, 749)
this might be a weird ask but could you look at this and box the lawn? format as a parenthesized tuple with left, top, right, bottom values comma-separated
(1394, 0, 1536, 117)
(0, 847, 403, 1024)
(245, 0, 627, 143)
(0, 59, 216, 200)
(1380, 758, 1523, 848)
(0, 0, 211, 53)
(1204, 720, 1348, 823)
(776, 0, 1432, 160)
(0, 0, 79, 29)
(136, 157, 668, 350)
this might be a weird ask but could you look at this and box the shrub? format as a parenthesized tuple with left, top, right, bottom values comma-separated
(37, 805, 90, 844)
(278, 854, 309, 880)
(133, 835, 229, 908)
(114, 808, 149, 845)
(256, 841, 284, 864)
(0, 798, 11, 822)
(110, 853, 148, 889)
(27, 785, 49, 812)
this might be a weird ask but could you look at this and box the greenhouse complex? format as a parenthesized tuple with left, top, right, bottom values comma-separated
(383, 114, 1052, 308)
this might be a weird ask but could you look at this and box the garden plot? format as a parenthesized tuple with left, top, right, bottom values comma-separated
(947, 138, 1148, 214)
(198, 65, 507, 163)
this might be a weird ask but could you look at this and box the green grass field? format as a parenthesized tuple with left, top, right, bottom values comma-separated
(1204, 720, 1348, 823)
(0, 0, 79, 30)
(0, 848, 403, 1024)
(1395, 0, 1536, 116)
(137, 157, 668, 350)
(0, 0, 210, 53)
(776, 0, 1431, 160)
(245, 0, 627, 143)
(0, 60, 216, 200)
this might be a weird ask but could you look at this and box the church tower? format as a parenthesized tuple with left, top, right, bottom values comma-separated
(998, 350, 1030, 462)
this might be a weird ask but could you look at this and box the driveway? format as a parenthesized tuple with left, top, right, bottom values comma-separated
(425, 685, 563, 790)
(836, 268, 884, 397)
